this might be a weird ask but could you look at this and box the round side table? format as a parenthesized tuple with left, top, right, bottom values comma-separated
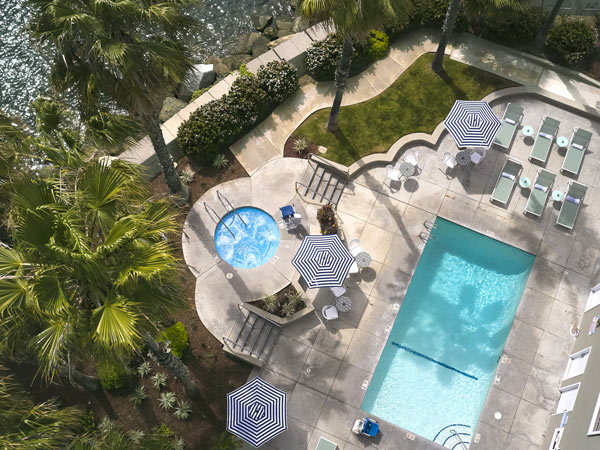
(552, 190, 564, 202)
(519, 176, 531, 189)
(557, 136, 569, 148)
(522, 126, 534, 137)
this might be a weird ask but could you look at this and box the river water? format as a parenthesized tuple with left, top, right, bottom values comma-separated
(0, 0, 292, 123)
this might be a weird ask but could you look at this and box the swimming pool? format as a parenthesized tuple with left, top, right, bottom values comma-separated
(361, 218, 534, 448)
(214, 207, 280, 269)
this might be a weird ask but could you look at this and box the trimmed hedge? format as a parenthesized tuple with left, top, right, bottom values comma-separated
(547, 18, 596, 65)
(485, 6, 546, 45)
(159, 321, 189, 358)
(177, 61, 298, 163)
(98, 360, 133, 391)
(305, 33, 345, 80)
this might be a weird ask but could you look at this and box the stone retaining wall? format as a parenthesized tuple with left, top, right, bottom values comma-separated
(119, 23, 332, 179)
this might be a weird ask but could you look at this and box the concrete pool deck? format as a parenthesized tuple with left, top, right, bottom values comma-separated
(184, 96, 600, 450)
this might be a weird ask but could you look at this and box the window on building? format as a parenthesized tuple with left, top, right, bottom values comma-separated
(585, 284, 600, 312)
(589, 393, 600, 436)
(556, 384, 580, 414)
(563, 347, 591, 380)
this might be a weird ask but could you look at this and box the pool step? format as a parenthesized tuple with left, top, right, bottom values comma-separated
(433, 424, 472, 449)
(298, 155, 348, 208)
(222, 304, 280, 367)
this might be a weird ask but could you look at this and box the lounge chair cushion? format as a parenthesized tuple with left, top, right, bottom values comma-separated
(566, 195, 580, 205)
(539, 132, 553, 140)
(534, 183, 548, 192)
(572, 143, 584, 150)
(505, 118, 516, 125)
(502, 172, 515, 180)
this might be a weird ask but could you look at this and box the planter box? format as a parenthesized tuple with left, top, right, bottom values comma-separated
(243, 300, 314, 327)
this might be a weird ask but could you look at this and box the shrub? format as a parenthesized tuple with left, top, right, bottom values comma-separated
(128, 430, 146, 445)
(546, 18, 596, 65)
(129, 386, 148, 406)
(174, 400, 193, 420)
(81, 409, 96, 433)
(262, 294, 278, 313)
(485, 6, 545, 44)
(293, 137, 308, 154)
(213, 154, 228, 168)
(306, 34, 345, 80)
(151, 372, 168, 390)
(409, 0, 448, 27)
(280, 300, 297, 318)
(159, 392, 177, 410)
(179, 168, 195, 185)
(97, 360, 133, 391)
(257, 61, 298, 104)
(317, 204, 338, 235)
(368, 30, 389, 60)
(287, 291, 303, 304)
(191, 87, 209, 101)
(239, 63, 254, 78)
(137, 361, 152, 377)
(159, 322, 189, 358)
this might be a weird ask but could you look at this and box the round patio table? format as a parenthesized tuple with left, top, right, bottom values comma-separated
(399, 162, 415, 178)
(557, 136, 569, 148)
(519, 176, 531, 189)
(336, 296, 352, 313)
(522, 126, 534, 137)
(456, 150, 471, 166)
(552, 190, 564, 202)
(355, 251, 371, 268)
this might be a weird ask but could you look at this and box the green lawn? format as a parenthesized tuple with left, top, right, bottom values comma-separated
(294, 53, 518, 166)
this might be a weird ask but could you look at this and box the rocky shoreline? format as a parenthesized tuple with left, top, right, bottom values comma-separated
(160, 1, 310, 123)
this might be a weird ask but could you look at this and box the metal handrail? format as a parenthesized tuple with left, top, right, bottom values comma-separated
(217, 190, 247, 227)
(449, 429, 468, 450)
(424, 220, 438, 231)
(204, 202, 234, 238)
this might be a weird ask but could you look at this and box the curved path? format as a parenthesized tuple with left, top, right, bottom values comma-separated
(230, 29, 600, 176)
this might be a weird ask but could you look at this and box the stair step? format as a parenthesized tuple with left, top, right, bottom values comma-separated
(310, 168, 327, 199)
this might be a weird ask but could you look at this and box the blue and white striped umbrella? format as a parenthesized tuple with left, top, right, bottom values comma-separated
(227, 377, 287, 448)
(444, 100, 501, 148)
(292, 234, 354, 289)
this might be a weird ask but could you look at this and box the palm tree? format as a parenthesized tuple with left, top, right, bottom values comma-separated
(431, 0, 520, 73)
(531, 0, 564, 51)
(28, 0, 198, 200)
(300, 0, 412, 131)
(0, 366, 82, 449)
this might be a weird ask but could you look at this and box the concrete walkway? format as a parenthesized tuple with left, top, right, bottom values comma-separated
(230, 29, 600, 176)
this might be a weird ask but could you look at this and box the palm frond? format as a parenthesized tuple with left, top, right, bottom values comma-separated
(0, 279, 30, 317)
(30, 319, 71, 379)
(92, 298, 141, 349)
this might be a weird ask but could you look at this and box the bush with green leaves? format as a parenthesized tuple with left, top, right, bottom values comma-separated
(368, 30, 389, 60)
(257, 61, 299, 104)
(151, 372, 168, 390)
(408, 0, 448, 27)
(137, 361, 152, 378)
(293, 137, 308, 154)
(174, 400, 193, 420)
(159, 321, 189, 358)
(213, 154, 229, 168)
(305, 33, 345, 80)
(129, 386, 148, 406)
(262, 293, 278, 313)
(97, 360, 134, 391)
(485, 6, 546, 44)
(280, 300, 297, 318)
(209, 432, 243, 450)
(546, 18, 596, 65)
(159, 392, 177, 411)
(191, 87, 209, 101)
(179, 168, 195, 185)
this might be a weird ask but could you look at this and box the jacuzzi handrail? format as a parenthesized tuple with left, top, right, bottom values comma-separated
(204, 202, 235, 238)
(217, 190, 247, 228)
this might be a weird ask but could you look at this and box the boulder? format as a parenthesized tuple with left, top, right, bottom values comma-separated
(222, 54, 253, 70)
(263, 26, 278, 41)
(231, 32, 262, 55)
(277, 20, 294, 32)
(207, 55, 230, 78)
(251, 36, 271, 57)
(178, 63, 215, 102)
(268, 34, 295, 49)
(159, 96, 186, 122)
(292, 16, 309, 33)
(251, 15, 273, 32)
(288, 0, 298, 9)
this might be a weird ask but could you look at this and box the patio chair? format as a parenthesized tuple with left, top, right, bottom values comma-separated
(490, 157, 522, 205)
(348, 239, 364, 257)
(443, 152, 456, 169)
(352, 418, 380, 437)
(529, 116, 560, 165)
(470, 148, 486, 164)
(329, 285, 346, 297)
(385, 163, 401, 186)
(561, 128, 592, 176)
(315, 437, 338, 450)
(493, 103, 524, 149)
(524, 169, 556, 217)
(403, 149, 419, 167)
(280, 204, 302, 231)
(322, 305, 338, 321)
(557, 181, 587, 230)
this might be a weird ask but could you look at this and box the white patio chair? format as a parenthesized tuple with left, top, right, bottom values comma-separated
(403, 149, 419, 167)
(329, 285, 346, 297)
(443, 152, 456, 169)
(385, 163, 401, 185)
(470, 149, 486, 165)
(348, 239, 363, 257)
(322, 305, 338, 321)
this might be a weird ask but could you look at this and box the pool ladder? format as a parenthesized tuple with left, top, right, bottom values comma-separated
(449, 430, 469, 450)
(217, 190, 247, 227)
(204, 191, 248, 239)
(419, 220, 438, 242)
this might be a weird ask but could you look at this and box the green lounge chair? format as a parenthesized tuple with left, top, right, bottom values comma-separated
(561, 128, 592, 176)
(494, 103, 524, 149)
(315, 437, 338, 450)
(524, 169, 556, 217)
(529, 116, 560, 164)
(557, 181, 587, 230)
(490, 157, 522, 205)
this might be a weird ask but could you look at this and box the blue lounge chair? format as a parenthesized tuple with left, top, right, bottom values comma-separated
(280, 205, 302, 231)
(352, 417, 380, 437)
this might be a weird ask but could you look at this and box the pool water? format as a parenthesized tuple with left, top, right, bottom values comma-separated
(361, 218, 534, 448)
(215, 207, 280, 269)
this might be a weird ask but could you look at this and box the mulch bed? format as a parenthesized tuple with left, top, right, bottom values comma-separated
(283, 135, 320, 159)
(8, 150, 252, 449)
(249, 284, 306, 318)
